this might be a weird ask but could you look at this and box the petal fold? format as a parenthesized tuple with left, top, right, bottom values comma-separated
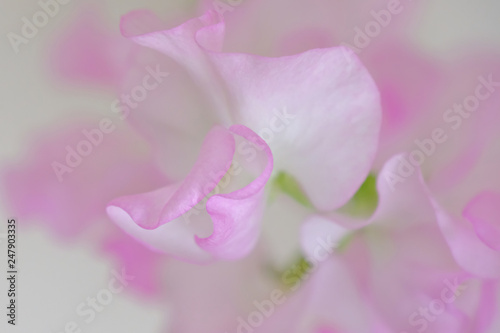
(107, 125, 274, 261)
(107, 125, 235, 230)
(463, 191, 500, 251)
(196, 125, 274, 260)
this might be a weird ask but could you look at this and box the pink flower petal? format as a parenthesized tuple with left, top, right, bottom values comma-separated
(300, 154, 499, 332)
(101, 232, 164, 298)
(304, 154, 500, 286)
(300, 215, 351, 259)
(49, 8, 132, 87)
(107, 125, 274, 261)
(120, 10, 231, 124)
(431, 198, 500, 279)
(108, 126, 235, 230)
(106, 201, 213, 262)
(463, 191, 500, 252)
(120, 10, 382, 211)
(210, 47, 381, 211)
(255, 256, 385, 333)
(307, 153, 436, 233)
(470, 282, 498, 332)
(196, 124, 274, 260)
(2, 122, 165, 239)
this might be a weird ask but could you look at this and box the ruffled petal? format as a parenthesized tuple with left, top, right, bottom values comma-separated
(107, 125, 274, 261)
(106, 202, 212, 262)
(196, 124, 274, 260)
(107, 125, 235, 230)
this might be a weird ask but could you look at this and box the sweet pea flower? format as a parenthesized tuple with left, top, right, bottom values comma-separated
(4, 1, 500, 332)
(105, 9, 382, 262)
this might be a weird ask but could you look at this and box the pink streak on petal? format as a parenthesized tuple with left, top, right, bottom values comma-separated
(196, 124, 274, 260)
(463, 191, 500, 251)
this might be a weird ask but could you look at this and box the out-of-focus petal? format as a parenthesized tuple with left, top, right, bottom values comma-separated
(162, 249, 275, 333)
(431, 198, 500, 279)
(300, 215, 351, 259)
(470, 282, 498, 333)
(255, 256, 384, 333)
(202, 0, 414, 57)
(363, 43, 445, 169)
(423, 55, 500, 197)
(313, 154, 436, 231)
(299, 154, 500, 332)
(2, 121, 165, 238)
(102, 232, 164, 297)
(49, 8, 132, 87)
(463, 191, 500, 251)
